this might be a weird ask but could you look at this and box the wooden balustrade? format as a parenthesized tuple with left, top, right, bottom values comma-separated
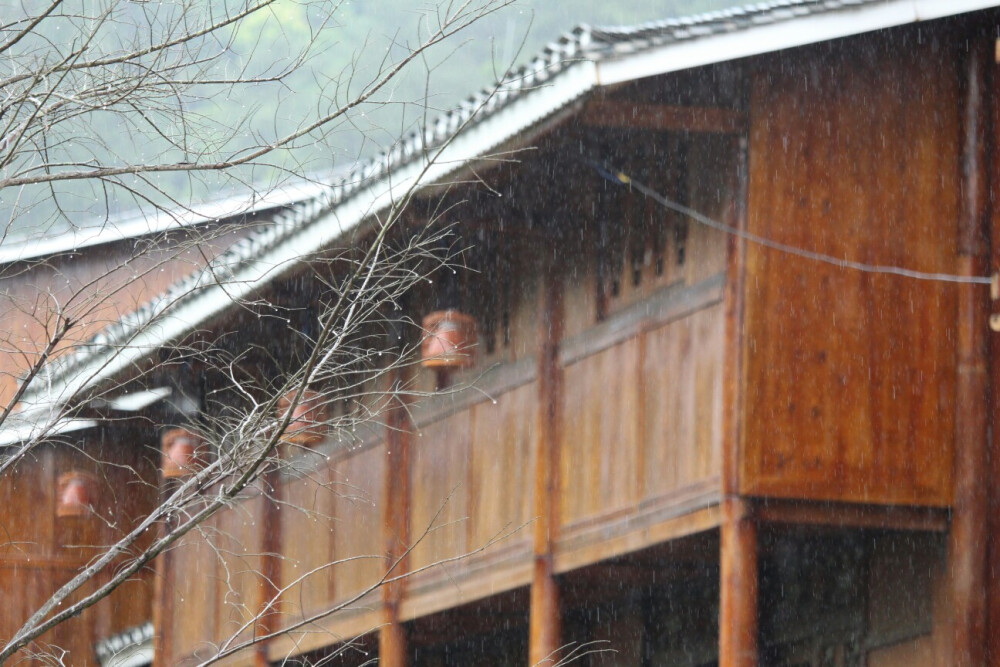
(162, 273, 728, 664)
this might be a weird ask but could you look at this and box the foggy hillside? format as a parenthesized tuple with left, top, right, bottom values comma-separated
(0, 0, 736, 239)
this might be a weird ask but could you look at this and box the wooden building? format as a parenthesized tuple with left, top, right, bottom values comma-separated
(0, 187, 319, 665)
(5, 0, 1000, 665)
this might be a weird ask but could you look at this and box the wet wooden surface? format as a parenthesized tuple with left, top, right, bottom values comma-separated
(0, 427, 159, 666)
(742, 31, 962, 506)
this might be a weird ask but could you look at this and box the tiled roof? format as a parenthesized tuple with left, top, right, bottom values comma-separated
(94, 622, 153, 667)
(8, 0, 967, 408)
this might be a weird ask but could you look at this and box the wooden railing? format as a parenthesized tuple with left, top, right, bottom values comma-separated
(163, 274, 727, 663)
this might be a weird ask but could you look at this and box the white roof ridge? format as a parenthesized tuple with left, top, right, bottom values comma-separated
(11, 0, 995, 415)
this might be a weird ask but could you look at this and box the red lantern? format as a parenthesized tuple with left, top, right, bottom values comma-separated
(161, 428, 207, 478)
(56, 471, 97, 518)
(421, 310, 477, 368)
(277, 389, 328, 446)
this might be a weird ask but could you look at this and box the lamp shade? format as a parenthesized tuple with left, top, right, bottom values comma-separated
(161, 428, 206, 478)
(421, 310, 477, 368)
(277, 389, 328, 446)
(56, 471, 97, 518)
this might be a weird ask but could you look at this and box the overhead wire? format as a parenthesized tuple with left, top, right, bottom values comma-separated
(587, 159, 994, 286)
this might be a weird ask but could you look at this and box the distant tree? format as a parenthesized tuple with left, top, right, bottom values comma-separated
(0, 0, 518, 663)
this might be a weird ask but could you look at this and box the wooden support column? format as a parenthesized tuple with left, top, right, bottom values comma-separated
(380, 321, 412, 667)
(719, 135, 757, 667)
(255, 468, 282, 667)
(152, 486, 173, 667)
(720, 499, 758, 667)
(988, 35, 1000, 667)
(530, 258, 564, 667)
(952, 38, 991, 667)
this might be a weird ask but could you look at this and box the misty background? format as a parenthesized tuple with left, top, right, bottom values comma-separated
(0, 0, 736, 240)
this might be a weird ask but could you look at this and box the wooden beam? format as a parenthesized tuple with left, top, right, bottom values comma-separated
(400, 557, 533, 622)
(151, 486, 173, 667)
(267, 608, 382, 662)
(754, 500, 949, 532)
(988, 32, 1000, 667)
(719, 134, 757, 667)
(529, 260, 564, 667)
(722, 134, 749, 501)
(554, 495, 721, 574)
(581, 100, 746, 134)
(380, 323, 412, 667)
(719, 498, 758, 667)
(951, 38, 991, 667)
(257, 470, 282, 667)
(380, 619, 408, 667)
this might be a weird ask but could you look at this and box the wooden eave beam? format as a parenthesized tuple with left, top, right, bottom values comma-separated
(580, 100, 747, 134)
(753, 499, 950, 533)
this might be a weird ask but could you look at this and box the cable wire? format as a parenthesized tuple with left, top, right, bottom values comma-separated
(588, 159, 994, 286)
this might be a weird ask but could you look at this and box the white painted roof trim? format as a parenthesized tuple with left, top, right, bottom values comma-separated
(596, 0, 1000, 85)
(0, 179, 329, 265)
(104, 644, 152, 667)
(10, 0, 1000, 430)
(0, 417, 97, 447)
(95, 622, 154, 667)
(10, 61, 599, 428)
(105, 386, 172, 412)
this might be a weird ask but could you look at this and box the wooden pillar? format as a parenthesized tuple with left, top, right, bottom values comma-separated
(380, 615, 409, 667)
(529, 259, 564, 667)
(719, 135, 757, 667)
(254, 468, 282, 667)
(720, 499, 758, 667)
(988, 34, 1000, 667)
(152, 487, 173, 667)
(380, 321, 412, 667)
(952, 38, 991, 667)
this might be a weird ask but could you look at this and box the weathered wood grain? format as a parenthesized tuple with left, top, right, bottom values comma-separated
(742, 34, 961, 506)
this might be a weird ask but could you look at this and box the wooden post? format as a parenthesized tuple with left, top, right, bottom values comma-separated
(988, 34, 1000, 667)
(255, 468, 282, 667)
(530, 258, 564, 667)
(380, 317, 412, 667)
(152, 485, 173, 667)
(952, 38, 991, 667)
(720, 499, 758, 667)
(719, 135, 758, 667)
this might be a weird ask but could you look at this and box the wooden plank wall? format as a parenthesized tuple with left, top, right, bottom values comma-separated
(559, 302, 724, 527)
(0, 429, 159, 666)
(160, 123, 734, 664)
(403, 375, 538, 620)
(0, 224, 258, 408)
(555, 127, 733, 570)
(166, 277, 726, 662)
(742, 28, 962, 506)
(168, 514, 220, 663)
